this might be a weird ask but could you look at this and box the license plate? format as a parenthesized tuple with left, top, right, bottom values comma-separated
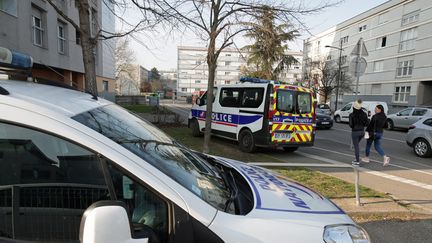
(321, 122, 330, 124)
(274, 132, 291, 140)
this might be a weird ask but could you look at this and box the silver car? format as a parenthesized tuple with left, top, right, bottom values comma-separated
(406, 117, 432, 158)
(387, 107, 432, 130)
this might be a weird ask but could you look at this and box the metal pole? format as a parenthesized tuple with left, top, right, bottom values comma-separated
(335, 40, 342, 111)
(354, 167, 361, 206)
(355, 38, 363, 98)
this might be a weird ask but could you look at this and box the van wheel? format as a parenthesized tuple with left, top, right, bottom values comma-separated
(386, 119, 394, 130)
(413, 138, 432, 158)
(283, 147, 298, 152)
(334, 115, 341, 123)
(191, 119, 202, 137)
(239, 129, 256, 153)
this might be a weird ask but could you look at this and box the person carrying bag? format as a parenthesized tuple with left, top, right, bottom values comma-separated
(362, 105, 390, 166)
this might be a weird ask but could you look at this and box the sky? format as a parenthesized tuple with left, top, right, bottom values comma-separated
(127, 0, 389, 71)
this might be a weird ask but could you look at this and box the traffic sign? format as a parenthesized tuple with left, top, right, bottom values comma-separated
(350, 57, 367, 77)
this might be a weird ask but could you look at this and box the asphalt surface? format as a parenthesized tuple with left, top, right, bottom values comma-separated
(162, 100, 432, 242)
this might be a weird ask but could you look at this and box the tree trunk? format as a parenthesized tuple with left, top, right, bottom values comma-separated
(203, 37, 218, 154)
(76, 0, 98, 97)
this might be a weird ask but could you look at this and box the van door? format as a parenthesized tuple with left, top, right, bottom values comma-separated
(213, 87, 241, 138)
(340, 103, 353, 122)
(238, 87, 266, 135)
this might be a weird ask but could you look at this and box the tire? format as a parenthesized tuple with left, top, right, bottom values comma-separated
(334, 115, 341, 123)
(238, 129, 256, 153)
(283, 147, 298, 152)
(413, 138, 432, 158)
(387, 119, 394, 130)
(191, 119, 202, 137)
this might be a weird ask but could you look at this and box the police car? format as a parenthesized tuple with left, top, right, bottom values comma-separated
(189, 78, 317, 153)
(0, 48, 369, 243)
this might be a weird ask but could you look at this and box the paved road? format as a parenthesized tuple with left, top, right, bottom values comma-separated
(161, 100, 432, 242)
(161, 100, 432, 213)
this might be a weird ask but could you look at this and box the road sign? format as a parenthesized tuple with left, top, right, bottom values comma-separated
(351, 39, 369, 56)
(350, 57, 367, 77)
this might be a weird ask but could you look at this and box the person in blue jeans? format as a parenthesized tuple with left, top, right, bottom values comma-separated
(362, 105, 390, 166)
(349, 100, 369, 166)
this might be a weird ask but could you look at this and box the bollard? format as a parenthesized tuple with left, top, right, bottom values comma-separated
(354, 167, 361, 206)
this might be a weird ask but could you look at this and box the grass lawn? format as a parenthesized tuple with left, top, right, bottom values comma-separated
(159, 125, 384, 199)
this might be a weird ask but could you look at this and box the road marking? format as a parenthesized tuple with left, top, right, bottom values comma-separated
(309, 146, 432, 176)
(294, 151, 432, 191)
(332, 128, 405, 143)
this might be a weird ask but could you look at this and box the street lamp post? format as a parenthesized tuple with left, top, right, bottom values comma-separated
(325, 40, 343, 111)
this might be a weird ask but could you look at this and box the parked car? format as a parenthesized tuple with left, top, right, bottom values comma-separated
(387, 107, 432, 130)
(334, 101, 388, 123)
(406, 117, 432, 158)
(317, 103, 332, 116)
(316, 113, 333, 129)
(0, 49, 370, 243)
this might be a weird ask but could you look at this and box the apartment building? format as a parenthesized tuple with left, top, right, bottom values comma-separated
(0, 0, 116, 100)
(117, 64, 149, 95)
(177, 46, 303, 95)
(304, 0, 432, 112)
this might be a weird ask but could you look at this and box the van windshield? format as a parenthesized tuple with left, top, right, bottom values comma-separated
(72, 105, 230, 211)
(276, 90, 312, 114)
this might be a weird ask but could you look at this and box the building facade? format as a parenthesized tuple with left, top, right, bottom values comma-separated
(0, 0, 116, 100)
(177, 46, 303, 95)
(304, 0, 432, 113)
(117, 64, 149, 95)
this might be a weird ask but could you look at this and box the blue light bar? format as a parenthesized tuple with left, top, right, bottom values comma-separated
(0, 47, 33, 70)
(239, 77, 283, 84)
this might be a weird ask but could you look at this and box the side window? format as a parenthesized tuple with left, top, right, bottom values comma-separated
(399, 108, 412, 116)
(220, 88, 241, 107)
(0, 122, 108, 242)
(423, 119, 432, 127)
(107, 163, 168, 243)
(412, 109, 427, 116)
(241, 88, 264, 108)
(342, 104, 352, 111)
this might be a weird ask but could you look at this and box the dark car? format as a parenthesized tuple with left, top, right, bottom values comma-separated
(316, 113, 333, 129)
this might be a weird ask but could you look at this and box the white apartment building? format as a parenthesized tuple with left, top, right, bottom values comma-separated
(304, 0, 432, 112)
(177, 46, 303, 95)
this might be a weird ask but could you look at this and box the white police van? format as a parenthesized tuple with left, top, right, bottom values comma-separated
(0, 48, 369, 243)
(189, 78, 317, 152)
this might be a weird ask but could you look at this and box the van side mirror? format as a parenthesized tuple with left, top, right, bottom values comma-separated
(80, 201, 148, 243)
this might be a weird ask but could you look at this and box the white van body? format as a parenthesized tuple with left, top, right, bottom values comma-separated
(334, 101, 388, 123)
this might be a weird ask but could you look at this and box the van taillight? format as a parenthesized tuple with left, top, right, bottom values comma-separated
(409, 125, 416, 130)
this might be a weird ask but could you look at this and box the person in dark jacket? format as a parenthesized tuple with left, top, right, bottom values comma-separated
(362, 105, 390, 166)
(349, 100, 369, 166)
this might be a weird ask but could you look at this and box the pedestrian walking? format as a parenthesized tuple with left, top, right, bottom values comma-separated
(362, 105, 390, 166)
(349, 100, 369, 166)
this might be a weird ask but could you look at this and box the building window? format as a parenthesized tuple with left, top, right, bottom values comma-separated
(373, 61, 384, 72)
(378, 12, 388, 24)
(225, 71, 230, 75)
(102, 80, 109, 91)
(195, 88, 200, 92)
(402, 10, 420, 26)
(195, 60, 201, 65)
(359, 25, 367, 32)
(0, 0, 17, 16)
(32, 15, 44, 47)
(225, 53, 231, 56)
(341, 36, 349, 44)
(225, 61, 231, 66)
(181, 88, 187, 92)
(340, 55, 347, 65)
(91, 8, 97, 36)
(195, 80, 201, 83)
(75, 29, 81, 45)
(376, 36, 387, 48)
(399, 28, 417, 52)
(393, 85, 410, 103)
(326, 55, 332, 60)
(58, 22, 66, 54)
(396, 60, 414, 77)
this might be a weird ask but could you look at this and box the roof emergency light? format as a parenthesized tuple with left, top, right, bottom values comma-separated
(0, 47, 33, 71)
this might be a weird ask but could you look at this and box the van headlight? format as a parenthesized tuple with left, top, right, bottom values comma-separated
(323, 224, 370, 243)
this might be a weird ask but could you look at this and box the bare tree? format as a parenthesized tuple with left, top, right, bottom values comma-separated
(115, 37, 139, 94)
(132, 0, 342, 153)
(305, 58, 353, 103)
